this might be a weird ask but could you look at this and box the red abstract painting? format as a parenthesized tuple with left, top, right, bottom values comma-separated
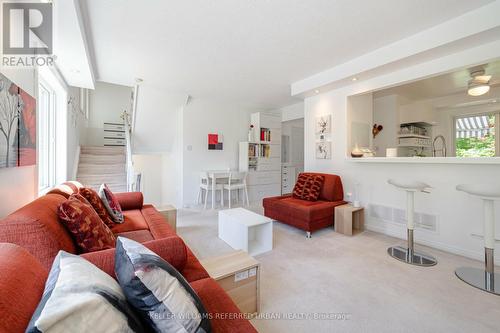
(0, 73, 36, 168)
(208, 133, 223, 150)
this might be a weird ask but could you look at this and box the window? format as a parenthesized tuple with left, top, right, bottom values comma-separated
(38, 67, 68, 194)
(38, 80, 56, 192)
(454, 112, 500, 157)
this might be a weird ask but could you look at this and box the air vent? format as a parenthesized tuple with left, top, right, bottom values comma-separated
(392, 208, 406, 225)
(368, 204, 438, 233)
(369, 204, 392, 220)
(415, 213, 437, 232)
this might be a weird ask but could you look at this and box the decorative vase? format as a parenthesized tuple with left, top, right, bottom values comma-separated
(351, 144, 363, 158)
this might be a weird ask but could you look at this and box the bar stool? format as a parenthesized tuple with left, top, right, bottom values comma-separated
(387, 179, 437, 266)
(456, 184, 500, 295)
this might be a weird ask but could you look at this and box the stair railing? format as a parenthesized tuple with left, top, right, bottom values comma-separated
(121, 110, 141, 192)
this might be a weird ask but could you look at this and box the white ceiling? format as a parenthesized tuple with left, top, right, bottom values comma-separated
(82, 0, 493, 109)
(54, 0, 94, 89)
(373, 59, 500, 101)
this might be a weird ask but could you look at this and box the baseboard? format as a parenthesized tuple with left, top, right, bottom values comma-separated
(365, 221, 500, 266)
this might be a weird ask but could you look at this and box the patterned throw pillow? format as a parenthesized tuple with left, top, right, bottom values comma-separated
(115, 237, 211, 333)
(70, 192, 91, 205)
(302, 175, 324, 201)
(292, 174, 325, 201)
(79, 187, 116, 228)
(292, 173, 309, 199)
(58, 194, 116, 253)
(99, 184, 124, 223)
(26, 251, 144, 333)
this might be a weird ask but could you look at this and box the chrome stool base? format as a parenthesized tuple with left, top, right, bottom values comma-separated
(455, 267, 500, 296)
(387, 246, 437, 267)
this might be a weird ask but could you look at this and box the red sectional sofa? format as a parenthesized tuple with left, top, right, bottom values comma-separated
(263, 173, 346, 237)
(0, 185, 256, 333)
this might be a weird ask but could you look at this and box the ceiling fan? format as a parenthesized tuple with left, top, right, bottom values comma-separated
(467, 68, 491, 96)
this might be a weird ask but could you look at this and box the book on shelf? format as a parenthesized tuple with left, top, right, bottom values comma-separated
(260, 128, 271, 142)
(248, 144, 256, 157)
(260, 145, 270, 158)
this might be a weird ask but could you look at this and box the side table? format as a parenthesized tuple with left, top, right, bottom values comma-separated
(157, 205, 177, 231)
(334, 204, 364, 236)
(200, 250, 260, 315)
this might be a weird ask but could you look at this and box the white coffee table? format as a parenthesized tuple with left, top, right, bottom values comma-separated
(218, 208, 273, 256)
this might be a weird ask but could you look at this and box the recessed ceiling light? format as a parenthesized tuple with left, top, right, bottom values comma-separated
(314, 89, 320, 94)
(352, 77, 358, 81)
(70, 69, 80, 74)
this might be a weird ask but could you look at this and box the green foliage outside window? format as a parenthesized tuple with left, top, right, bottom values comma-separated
(456, 135, 495, 157)
(456, 115, 495, 157)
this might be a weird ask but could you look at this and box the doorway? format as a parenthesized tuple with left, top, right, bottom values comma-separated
(281, 118, 304, 194)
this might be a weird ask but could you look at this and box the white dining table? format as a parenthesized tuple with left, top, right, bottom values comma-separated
(205, 170, 233, 209)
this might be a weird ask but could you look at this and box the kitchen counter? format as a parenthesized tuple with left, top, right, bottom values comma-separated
(346, 157, 500, 164)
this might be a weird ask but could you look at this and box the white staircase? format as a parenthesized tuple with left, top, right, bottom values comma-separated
(76, 146, 128, 193)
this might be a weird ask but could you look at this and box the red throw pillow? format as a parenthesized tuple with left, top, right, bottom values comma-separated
(79, 187, 115, 228)
(302, 175, 324, 201)
(292, 174, 325, 201)
(70, 192, 91, 205)
(292, 174, 309, 199)
(58, 194, 116, 253)
(99, 184, 124, 223)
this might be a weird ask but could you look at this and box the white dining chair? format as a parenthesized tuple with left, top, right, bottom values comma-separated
(197, 172, 224, 209)
(223, 172, 249, 208)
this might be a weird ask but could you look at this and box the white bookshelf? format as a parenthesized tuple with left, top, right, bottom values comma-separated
(239, 112, 282, 203)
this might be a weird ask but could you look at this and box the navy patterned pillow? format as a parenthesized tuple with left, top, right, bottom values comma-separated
(114, 237, 211, 333)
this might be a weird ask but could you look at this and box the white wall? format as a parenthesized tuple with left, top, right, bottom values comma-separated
(131, 84, 186, 207)
(131, 86, 264, 207)
(347, 93, 373, 152)
(281, 102, 304, 122)
(83, 82, 132, 146)
(372, 95, 400, 157)
(182, 98, 260, 206)
(304, 54, 500, 265)
(0, 68, 38, 217)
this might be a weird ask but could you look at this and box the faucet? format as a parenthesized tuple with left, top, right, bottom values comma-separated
(433, 135, 447, 157)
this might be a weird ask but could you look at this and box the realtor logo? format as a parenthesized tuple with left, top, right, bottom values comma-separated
(2, 2, 53, 54)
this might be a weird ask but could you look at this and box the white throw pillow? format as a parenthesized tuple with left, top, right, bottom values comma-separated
(26, 251, 144, 333)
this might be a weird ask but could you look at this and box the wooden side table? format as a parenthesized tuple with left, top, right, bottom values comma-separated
(157, 205, 177, 231)
(334, 204, 364, 236)
(200, 250, 260, 315)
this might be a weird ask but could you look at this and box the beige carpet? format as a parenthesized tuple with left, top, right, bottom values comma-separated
(177, 205, 500, 333)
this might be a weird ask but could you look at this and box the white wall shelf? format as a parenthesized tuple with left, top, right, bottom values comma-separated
(240, 112, 282, 202)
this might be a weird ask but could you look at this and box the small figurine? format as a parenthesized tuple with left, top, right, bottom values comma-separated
(372, 124, 383, 138)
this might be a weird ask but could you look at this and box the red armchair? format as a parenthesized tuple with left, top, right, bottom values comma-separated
(263, 172, 346, 237)
(0, 183, 257, 333)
